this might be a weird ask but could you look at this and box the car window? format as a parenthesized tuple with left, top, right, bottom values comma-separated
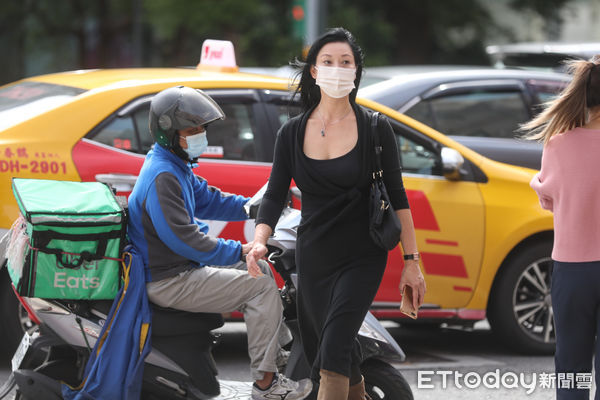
(527, 80, 567, 115)
(92, 116, 140, 152)
(87, 92, 264, 161)
(534, 88, 560, 103)
(405, 90, 530, 139)
(206, 103, 258, 161)
(275, 104, 302, 126)
(396, 134, 439, 176)
(0, 81, 86, 131)
(385, 120, 442, 176)
(133, 108, 153, 152)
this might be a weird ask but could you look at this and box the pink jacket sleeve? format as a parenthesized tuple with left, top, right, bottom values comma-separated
(530, 172, 553, 211)
(530, 142, 554, 211)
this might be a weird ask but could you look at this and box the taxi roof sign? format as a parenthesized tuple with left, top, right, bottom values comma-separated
(197, 39, 239, 72)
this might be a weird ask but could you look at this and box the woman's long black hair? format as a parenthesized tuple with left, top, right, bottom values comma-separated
(292, 27, 364, 112)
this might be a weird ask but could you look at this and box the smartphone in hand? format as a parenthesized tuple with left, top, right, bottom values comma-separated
(400, 286, 418, 319)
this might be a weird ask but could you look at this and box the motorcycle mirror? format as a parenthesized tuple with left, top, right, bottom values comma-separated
(290, 273, 298, 288)
(290, 186, 301, 200)
(244, 182, 269, 219)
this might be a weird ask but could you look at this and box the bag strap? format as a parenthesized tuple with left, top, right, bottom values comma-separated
(32, 230, 123, 269)
(371, 111, 384, 181)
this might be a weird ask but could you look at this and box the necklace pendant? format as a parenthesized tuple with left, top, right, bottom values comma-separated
(321, 129, 325, 137)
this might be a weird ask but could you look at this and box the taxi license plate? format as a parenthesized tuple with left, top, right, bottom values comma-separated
(11, 331, 38, 371)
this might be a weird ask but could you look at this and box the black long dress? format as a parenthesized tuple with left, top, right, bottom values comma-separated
(256, 103, 409, 379)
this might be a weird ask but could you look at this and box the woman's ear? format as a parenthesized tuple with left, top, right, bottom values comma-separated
(310, 64, 317, 80)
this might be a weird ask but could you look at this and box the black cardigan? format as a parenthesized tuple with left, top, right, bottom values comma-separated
(257, 102, 409, 233)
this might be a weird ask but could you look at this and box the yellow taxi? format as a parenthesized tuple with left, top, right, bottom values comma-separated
(0, 41, 553, 355)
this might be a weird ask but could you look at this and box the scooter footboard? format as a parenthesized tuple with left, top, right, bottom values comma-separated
(142, 362, 220, 400)
(149, 332, 220, 398)
(13, 370, 62, 400)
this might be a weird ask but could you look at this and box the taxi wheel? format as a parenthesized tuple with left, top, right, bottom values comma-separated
(488, 241, 555, 355)
(0, 268, 33, 357)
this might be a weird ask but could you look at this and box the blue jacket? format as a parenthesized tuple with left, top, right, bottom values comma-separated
(128, 144, 249, 281)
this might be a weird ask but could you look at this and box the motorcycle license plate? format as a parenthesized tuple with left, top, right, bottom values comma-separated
(11, 331, 38, 371)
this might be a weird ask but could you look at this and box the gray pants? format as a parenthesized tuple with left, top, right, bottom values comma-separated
(146, 261, 288, 380)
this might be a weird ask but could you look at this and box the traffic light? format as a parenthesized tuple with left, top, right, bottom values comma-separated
(292, 0, 306, 40)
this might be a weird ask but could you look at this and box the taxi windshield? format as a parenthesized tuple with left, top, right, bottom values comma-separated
(0, 81, 86, 131)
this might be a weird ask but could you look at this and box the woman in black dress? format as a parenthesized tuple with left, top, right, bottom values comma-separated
(247, 28, 426, 400)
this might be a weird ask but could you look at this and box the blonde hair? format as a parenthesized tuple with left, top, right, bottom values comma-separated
(523, 58, 600, 144)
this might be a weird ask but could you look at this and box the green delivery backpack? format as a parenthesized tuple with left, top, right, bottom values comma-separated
(8, 178, 126, 300)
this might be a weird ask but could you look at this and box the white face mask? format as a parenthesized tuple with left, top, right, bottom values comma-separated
(184, 132, 208, 159)
(315, 65, 357, 98)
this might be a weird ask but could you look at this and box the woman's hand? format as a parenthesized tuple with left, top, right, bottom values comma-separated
(399, 260, 426, 310)
(246, 243, 268, 278)
(247, 223, 273, 278)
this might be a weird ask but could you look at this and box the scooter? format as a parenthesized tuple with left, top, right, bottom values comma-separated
(0, 183, 413, 400)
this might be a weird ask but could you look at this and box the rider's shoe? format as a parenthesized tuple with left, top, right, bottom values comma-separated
(252, 373, 312, 400)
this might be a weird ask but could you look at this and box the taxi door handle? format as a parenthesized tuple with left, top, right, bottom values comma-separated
(95, 173, 138, 192)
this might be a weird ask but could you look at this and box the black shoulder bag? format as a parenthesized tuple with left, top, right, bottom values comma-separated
(369, 112, 402, 250)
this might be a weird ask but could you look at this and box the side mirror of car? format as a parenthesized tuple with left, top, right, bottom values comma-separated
(441, 147, 465, 181)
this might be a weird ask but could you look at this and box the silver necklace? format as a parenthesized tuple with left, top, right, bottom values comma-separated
(316, 107, 353, 137)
